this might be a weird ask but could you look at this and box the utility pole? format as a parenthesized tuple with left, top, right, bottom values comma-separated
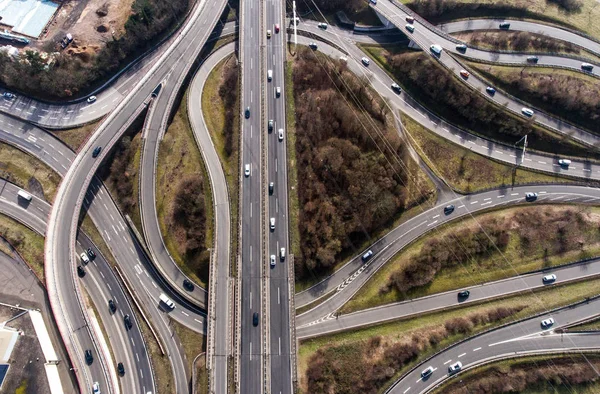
(293, 1, 297, 53)
(515, 134, 528, 165)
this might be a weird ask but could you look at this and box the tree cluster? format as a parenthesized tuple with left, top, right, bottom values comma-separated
(102, 136, 137, 214)
(470, 31, 579, 54)
(547, 0, 583, 12)
(408, 0, 527, 22)
(296, 0, 364, 15)
(305, 305, 524, 394)
(218, 60, 239, 157)
(172, 174, 207, 258)
(0, 0, 188, 99)
(292, 48, 414, 279)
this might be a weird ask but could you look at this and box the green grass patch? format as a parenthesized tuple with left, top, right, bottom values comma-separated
(570, 316, 600, 331)
(342, 204, 600, 314)
(402, 114, 582, 193)
(200, 54, 239, 277)
(172, 320, 206, 373)
(0, 215, 45, 281)
(157, 91, 214, 289)
(51, 119, 103, 151)
(299, 277, 600, 393)
(0, 142, 61, 202)
(432, 354, 600, 394)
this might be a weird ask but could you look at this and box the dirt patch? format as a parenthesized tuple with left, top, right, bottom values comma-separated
(33, 0, 134, 53)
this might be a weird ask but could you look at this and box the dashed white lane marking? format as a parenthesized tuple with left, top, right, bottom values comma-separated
(194, 319, 203, 324)
(181, 311, 189, 317)
(427, 220, 438, 227)
(458, 353, 466, 358)
(403, 388, 410, 394)
(443, 360, 451, 365)
(470, 201, 478, 204)
(473, 347, 481, 351)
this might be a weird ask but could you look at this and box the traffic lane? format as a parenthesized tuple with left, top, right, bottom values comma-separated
(297, 256, 600, 338)
(373, 0, 600, 147)
(389, 298, 600, 394)
(438, 19, 600, 56)
(295, 186, 600, 326)
(293, 34, 600, 181)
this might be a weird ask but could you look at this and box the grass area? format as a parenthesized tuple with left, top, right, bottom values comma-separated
(0, 215, 45, 281)
(172, 321, 206, 372)
(51, 119, 102, 151)
(200, 53, 239, 276)
(299, 277, 600, 393)
(465, 60, 600, 135)
(570, 317, 600, 331)
(284, 58, 302, 276)
(195, 355, 208, 394)
(157, 90, 214, 289)
(453, 31, 600, 63)
(342, 204, 600, 314)
(432, 354, 600, 394)
(0, 142, 61, 202)
(402, 0, 600, 42)
(357, 44, 596, 159)
(402, 115, 582, 193)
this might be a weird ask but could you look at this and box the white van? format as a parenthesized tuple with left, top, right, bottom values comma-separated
(17, 190, 32, 201)
(159, 293, 175, 310)
(430, 44, 442, 56)
(267, 70, 273, 81)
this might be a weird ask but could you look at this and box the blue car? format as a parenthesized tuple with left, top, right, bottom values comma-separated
(486, 86, 496, 95)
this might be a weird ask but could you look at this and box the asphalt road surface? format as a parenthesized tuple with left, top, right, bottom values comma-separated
(239, 0, 265, 391)
(188, 42, 234, 393)
(387, 297, 600, 394)
(266, 3, 294, 394)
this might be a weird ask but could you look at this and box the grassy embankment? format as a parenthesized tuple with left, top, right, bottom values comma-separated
(0, 216, 45, 281)
(299, 277, 600, 393)
(343, 204, 600, 313)
(157, 91, 214, 288)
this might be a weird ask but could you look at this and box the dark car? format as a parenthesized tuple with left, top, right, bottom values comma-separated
(117, 362, 125, 376)
(443, 205, 455, 215)
(87, 248, 96, 260)
(92, 146, 102, 158)
(245, 107, 251, 119)
(527, 56, 539, 63)
(253, 312, 259, 326)
(499, 22, 510, 29)
(269, 182, 274, 195)
(525, 192, 538, 202)
(458, 290, 470, 298)
(362, 250, 373, 262)
(85, 349, 93, 365)
(183, 279, 195, 291)
(108, 299, 116, 314)
(77, 266, 85, 278)
(268, 119, 274, 132)
(123, 314, 132, 330)
(486, 86, 496, 95)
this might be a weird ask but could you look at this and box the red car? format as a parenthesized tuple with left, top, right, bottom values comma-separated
(459, 69, 470, 79)
(275, 23, 280, 33)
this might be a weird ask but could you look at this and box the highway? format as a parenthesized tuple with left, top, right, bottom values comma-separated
(438, 19, 600, 57)
(0, 179, 153, 394)
(265, 2, 294, 393)
(188, 42, 235, 393)
(295, 185, 600, 326)
(239, 0, 265, 391)
(373, 0, 600, 147)
(386, 297, 600, 394)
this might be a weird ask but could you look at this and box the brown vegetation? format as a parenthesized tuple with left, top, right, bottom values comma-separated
(100, 136, 138, 214)
(383, 207, 594, 296)
(472, 65, 600, 133)
(305, 306, 524, 394)
(464, 31, 581, 54)
(291, 48, 431, 280)
(217, 60, 239, 157)
(0, 0, 189, 99)
(439, 355, 600, 393)
(172, 174, 208, 260)
(385, 51, 591, 156)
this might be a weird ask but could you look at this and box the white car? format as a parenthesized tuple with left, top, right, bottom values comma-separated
(80, 252, 90, 264)
(270, 217, 275, 230)
(92, 382, 101, 394)
(278, 128, 284, 141)
(522, 107, 534, 117)
(339, 55, 348, 62)
(244, 164, 250, 177)
(541, 317, 555, 328)
(391, 83, 401, 93)
(405, 24, 415, 33)
(361, 57, 370, 66)
(275, 87, 281, 97)
(87, 96, 97, 104)
(280, 247, 286, 260)
(270, 255, 276, 267)
(542, 274, 556, 283)
(318, 22, 328, 29)
(558, 159, 571, 167)
(448, 361, 462, 374)
(421, 366, 434, 378)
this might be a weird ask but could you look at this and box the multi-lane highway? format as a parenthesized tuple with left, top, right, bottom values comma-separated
(0, 179, 153, 394)
(239, 0, 265, 390)
(372, 0, 600, 147)
(387, 297, 600, 394)
(265, 2, 294, 393)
